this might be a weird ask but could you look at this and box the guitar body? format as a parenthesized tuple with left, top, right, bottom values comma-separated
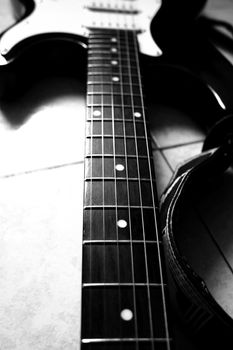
(0, 1, 230, 349)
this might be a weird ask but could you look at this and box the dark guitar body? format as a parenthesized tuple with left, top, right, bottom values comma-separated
(0, 0, 233, 349)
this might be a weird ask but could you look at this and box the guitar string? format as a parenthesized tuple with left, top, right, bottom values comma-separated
(102, 15, 123, 342)
(116, 6, 131, 347)
(126, 26, 155, 349)
(90, 30, 106, 338)
(117, 4, 139, 350)
(117, 26, 136, 348)
(114, 26, 124, 349)
(107, 4, 125, 343)
(90, 33, 95, 340)
(86, 35, 93, 341)
(132, 26, 157, 347)
(131, 22, 172, 350)
(123, 16, 139, 350)
(100, 28, 109, 339)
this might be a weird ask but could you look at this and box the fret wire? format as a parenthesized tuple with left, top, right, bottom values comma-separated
(84, 205, 156, 209)
(88, 72, 138, 77)
(87, 153, 150, 157)
(84, 178, 156, 182)
(85, 154, 153, 159)
(87, 81, 140, 86)
(83, 240, 162, 245)
(132, 31, 171, 350)
(88, 57, 136, 63)
(87, 118, 147, 123)
(82, 337, 172, 343)
(88, 37, 135, 43)
(86, 119, 148, 124)
(88, 44, 135, 49)
(87, 82, 139, 86)
(117, 29, 139, 347)
(88, 53, 137, 59)
(83, 283, 166, 287)
(87, 104, 143, 108)
(88, 63, 137, 68)
(87, 103, 143, 107)
(87, 57, 137, 64)
(88, 49, 136, 55)
(86, 136, 148, 140)
(87, 92, 141, 96)
(87, 91, 141, 95)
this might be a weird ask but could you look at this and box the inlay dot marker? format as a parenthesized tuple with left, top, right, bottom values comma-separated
(111, 47, 117, 53)
(93, 110, 101, 117)
(111, 37, 117, 42)
(115, 164, 124, 171)
(112, 76, 120, 82)
(134, 111, 142, 118)
(111, 60, 118, 65)
(117, 219, 127, 228)
(120, 309, 133, 321)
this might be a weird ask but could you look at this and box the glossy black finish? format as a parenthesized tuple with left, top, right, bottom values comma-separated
(0, 37, 87, 99)
(151, 0, 207, 49)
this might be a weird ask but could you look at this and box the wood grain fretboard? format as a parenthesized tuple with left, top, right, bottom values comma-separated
(81, 29, 172, 350)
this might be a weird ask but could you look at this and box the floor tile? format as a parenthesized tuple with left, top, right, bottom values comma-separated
(148, 104, 205, 148)
(163, 142, 203, 172)
(0, 77, 86, 176)
(152, 150, 174, 197)
(0, 163, 84, 349)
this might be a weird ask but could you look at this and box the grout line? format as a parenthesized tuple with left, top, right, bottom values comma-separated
(0, 160, 85, 179)
(152, 139, 204, 151)
(159, 150, 174, 173)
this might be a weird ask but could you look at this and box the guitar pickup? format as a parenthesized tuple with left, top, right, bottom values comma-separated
(86, 1, 140, 14)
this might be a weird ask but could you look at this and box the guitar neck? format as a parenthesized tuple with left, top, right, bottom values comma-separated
(81, 29, 172, 349)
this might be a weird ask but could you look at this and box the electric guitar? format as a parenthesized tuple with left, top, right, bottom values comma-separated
(0, 0, 225, 349)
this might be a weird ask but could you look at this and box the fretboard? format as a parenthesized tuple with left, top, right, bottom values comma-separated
(81, 29, 172, 350)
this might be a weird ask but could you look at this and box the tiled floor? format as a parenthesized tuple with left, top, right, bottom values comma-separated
(0, 1, 232, 349)
(0, 4, 87, 343)
(148, 102, 206, 196)
(0, 164, 83, 349)
(0, 73, 86, 348)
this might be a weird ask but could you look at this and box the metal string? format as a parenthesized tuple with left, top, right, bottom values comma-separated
(132, 24, 172, 349)
(113, 25, 124, 349)
(122, 16, 139, 350)
(87, 34, 94, 340)
(101, 29, 107, 339)
(124, 27, 155, 349)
